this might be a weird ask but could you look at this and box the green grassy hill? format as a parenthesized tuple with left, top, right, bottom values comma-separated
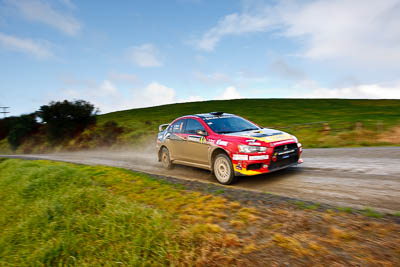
(100, 99, 400, 127)
(99, 99, 400, 148)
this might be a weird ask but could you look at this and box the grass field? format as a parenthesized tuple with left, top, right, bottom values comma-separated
(0, 159, 399, 265)
(99, 99, 400, 148)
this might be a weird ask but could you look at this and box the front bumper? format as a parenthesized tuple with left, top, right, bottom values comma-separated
(232, 143, 303, 176)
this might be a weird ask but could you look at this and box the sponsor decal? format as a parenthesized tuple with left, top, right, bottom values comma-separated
(249, 155, 269, 160)
(230, 132, 291, 143)
(260, 134, 291, 142)
(206, 138, 215, 144)
(203, 115, 234, 120)
(187, 135, 206, 144)
(236, 162, 242, 170)
(232, 154, 249, 161)
(216, 140, 228, 146)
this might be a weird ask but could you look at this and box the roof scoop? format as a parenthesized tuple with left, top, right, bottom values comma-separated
(210, 111, 224, 116)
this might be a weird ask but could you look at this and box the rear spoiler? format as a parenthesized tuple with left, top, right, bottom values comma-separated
(158, 123, 170, 132)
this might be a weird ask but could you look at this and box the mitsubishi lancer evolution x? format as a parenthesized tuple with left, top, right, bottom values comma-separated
(157, 112, 303, 184)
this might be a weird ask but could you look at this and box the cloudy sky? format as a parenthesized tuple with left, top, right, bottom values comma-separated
(1, 0, 400, 115)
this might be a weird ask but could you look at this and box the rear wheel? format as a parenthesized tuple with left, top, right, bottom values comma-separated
(213, 153, 236, 185)
(161, 147, 174, 169)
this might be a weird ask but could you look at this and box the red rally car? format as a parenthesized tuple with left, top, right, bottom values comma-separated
(157, 112, 303, 184)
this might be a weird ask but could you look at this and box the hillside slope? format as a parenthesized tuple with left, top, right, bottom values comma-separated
(99, 99, 400, 148)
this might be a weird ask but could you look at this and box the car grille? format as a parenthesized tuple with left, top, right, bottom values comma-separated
(269, 143, 299, 170)
(273, 143, 297, 153)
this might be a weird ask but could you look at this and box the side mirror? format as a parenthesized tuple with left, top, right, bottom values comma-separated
(158, 123, 170, 132)
(196, 129, 208, 136)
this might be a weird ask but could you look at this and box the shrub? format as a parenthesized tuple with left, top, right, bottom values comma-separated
(37, 100, 98, 142)
(7, 113, 39, 151)
(99, 121, 124, 146)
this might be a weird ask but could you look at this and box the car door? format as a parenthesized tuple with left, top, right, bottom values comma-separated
(165, 119, 187, 161)
(182, 119, 210, 165)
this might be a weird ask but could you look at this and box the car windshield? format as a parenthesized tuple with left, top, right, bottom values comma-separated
(204, 116, 260, 134)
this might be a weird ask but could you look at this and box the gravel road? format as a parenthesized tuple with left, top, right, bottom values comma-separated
(3, 147, 400, 213)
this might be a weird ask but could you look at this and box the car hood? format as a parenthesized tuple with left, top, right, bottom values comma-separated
(223, 128, 294, 143)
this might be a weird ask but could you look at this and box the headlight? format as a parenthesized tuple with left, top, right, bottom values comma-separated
(238, 145, 267, 153)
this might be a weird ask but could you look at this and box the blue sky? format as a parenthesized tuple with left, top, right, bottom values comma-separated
(1, 0, 400, 116)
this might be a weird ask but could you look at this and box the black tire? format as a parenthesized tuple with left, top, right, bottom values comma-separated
(161, 147, 174, 169)
(213, 153, 237, 185)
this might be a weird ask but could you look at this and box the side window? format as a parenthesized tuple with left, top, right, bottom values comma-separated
(185, 119, 206, 134)
(169, 119, 186, 133)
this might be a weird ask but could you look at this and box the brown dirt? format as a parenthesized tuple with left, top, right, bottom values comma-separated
(379, 126, 400, 143)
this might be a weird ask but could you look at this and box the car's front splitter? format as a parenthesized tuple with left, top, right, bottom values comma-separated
(233, 160, 302, 176)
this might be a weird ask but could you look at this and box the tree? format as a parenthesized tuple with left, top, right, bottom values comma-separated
(0, 117, 15, 140)
(7, 113, 39, 151)
(37, 100, 98, 142)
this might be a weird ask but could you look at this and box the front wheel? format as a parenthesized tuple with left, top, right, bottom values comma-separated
(161, 147, 174, 169)
(213, 153, 236, 185)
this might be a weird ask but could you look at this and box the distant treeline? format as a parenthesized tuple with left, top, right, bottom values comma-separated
(0, 100, 99, 151)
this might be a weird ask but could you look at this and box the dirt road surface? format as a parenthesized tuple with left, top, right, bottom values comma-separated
(3, 147, 400, 213)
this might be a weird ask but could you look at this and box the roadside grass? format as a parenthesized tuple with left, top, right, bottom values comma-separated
(214, 189, 225, 195)
(1, 159, 399, 265)
(361, 207, 384, 218)
(0, 160, 179, 266)
(0, 159, 254, 266)
(393, 212, 400, 217)
(292, 201, 320, 210)
(338, 207, 353, 213)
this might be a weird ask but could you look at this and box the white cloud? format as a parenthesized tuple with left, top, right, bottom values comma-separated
(196, 12, 273, 51)
(99, 80, 118, 96)
(195, 0, 400, 65)
(128, 44, 163, 67)
(139, 82, 175, 106)
(280, 0, 400, 65)
(218, 86, 242, 100)
(0, 32, 52, 58)
(6, 0, 81, 36)
(297, 83, 400, 99)
(60, 78, 183, 113)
